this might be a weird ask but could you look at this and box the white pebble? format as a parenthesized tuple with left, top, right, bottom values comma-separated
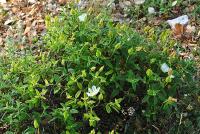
(167, 15, 189, 29)
(148, 7, 155, 14)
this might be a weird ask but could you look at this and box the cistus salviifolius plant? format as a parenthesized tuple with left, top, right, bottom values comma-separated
(0, 6, 198, 134)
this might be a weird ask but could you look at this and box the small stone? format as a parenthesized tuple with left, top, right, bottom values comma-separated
(58, 0, 67, 5)
(184, 94, 188, 97)
(148, 7, 155, 14)
(172, 1, 177, 6)
(4, 19, 15, 25)
(0, 0, 6, 4)
(198, 30, 200, 37)
(186, 25, 196, 33)
(124, 1, 132, 6)
(167, 15, 189, 29)
(28, 0, 36, 4)
(161, 63, 170, 73)
(119, 2, 125, 9)
(182, 113, 188, 117)
(134, 0, 145, 5)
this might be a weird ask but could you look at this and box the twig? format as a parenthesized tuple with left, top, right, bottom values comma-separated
(179, 113, 183, 125)
(177, 113, 183, 134)
(152, 124, 161, 134)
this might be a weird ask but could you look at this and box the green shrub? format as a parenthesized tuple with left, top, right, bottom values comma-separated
(0, 7, 198, 133)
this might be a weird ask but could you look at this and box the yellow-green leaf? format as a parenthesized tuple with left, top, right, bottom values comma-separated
(34, 119, 39, 128)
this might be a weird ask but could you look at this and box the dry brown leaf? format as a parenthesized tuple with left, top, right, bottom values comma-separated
(11, 7, 19, 12)
(58, 0, 70, 5)
(188, 43, 197, 47)
(24, 26, 31, 35)
(0, 37, 3, 44)
(9, 0, 22, 3)
(37, 24, 45, 32)
(37, 19, 44, 23)
(188, 5, 195, 12)
(29, 8, 37, 15)
(17, 44, 24, 50)
(168, 68, 173, 76)
(198, 30, 200, 37)
(173, 23, 185, 38)
(153, 19, 162, 26)
(168, 96, 177, 103)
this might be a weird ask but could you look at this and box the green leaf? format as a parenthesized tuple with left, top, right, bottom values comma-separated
(75, 90, 82, 98)
(105, 104, 111, 113)
(98, 93, 103, 101)
(90, 116, 100, 127)
(96, 50, 101, 57)
(90, 66, 96, 71)
(111, 105, 120, 112)
(142, 95, 149, 103)
(165, 76, 172, 83)
(89, 129, 96, 134)
(111, 89, 119, 97)
(147, 89, 160, 96)
(128, 48, 134, 55)
(77, 82, 82, 90)
(114, 43, 121, 50)
(70, 109, 79, 114)
(82, 70, 87, 77)
(33, 119, 39, 129)
(66, 131, 70, 134)
(146, 69, 153, 77)
(77, 101, 84, 107)
(98, 66, 104, 72)
(115, 98, 123, 104)
(67, 80, 75, 86)
(83, 113, 90, 119)
(105, 70, 113, 75)
(63, 111, 69, 120)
